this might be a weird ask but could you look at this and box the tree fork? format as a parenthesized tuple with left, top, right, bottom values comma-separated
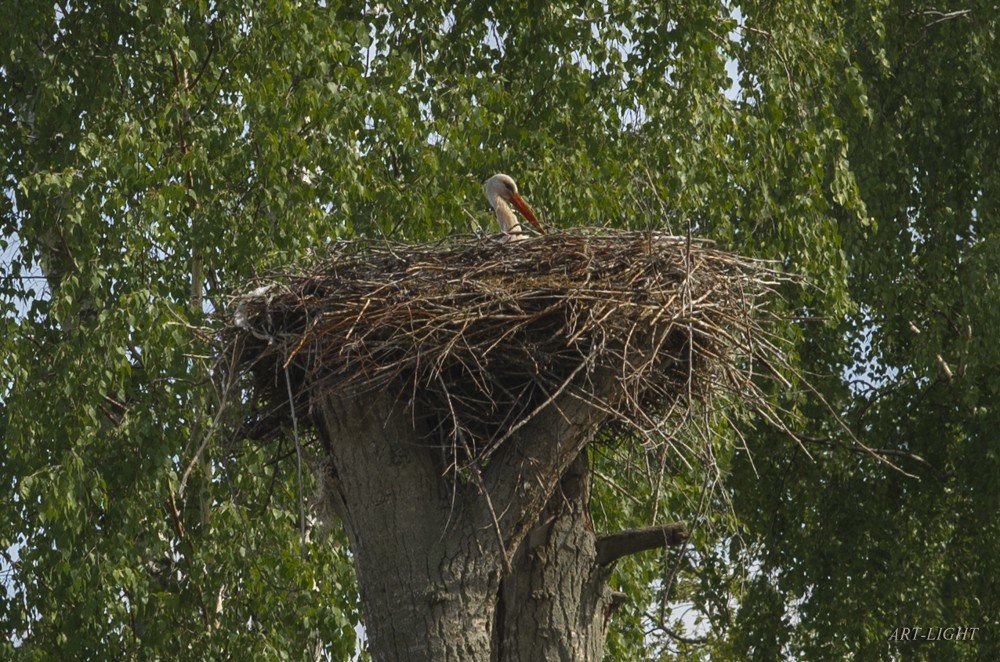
(494, 454, 613, 661)
(311, 366, 624, 660)
(494, 458, 690, 661)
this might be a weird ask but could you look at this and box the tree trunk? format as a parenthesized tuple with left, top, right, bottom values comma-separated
(310, 370, 684, 660)
(313, 390, 502, 660)
(494, 454, 614, 661)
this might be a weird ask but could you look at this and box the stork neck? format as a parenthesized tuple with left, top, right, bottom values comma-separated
(494, 198, 523, 235)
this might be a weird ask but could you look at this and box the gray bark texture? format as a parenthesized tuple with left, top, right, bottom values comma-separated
(494, 455, 614, 661)
(311, 368, 683, 661)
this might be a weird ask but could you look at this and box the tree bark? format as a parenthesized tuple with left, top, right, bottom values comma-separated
(596, 523, 689, 566)
(310, 364, 682, 660)
(313, 390, 501, 660)
(494, 454, 614, 661)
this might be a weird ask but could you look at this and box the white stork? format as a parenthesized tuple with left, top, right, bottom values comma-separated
(483, 173, 545, 240)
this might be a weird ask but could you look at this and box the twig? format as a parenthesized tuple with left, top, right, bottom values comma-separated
(284, 366, 307, 556)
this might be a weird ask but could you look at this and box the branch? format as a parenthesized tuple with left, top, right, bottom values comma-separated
(186, 38, 218, 91)
(798, 434, 950, 480)
(596, 523, 688, 565)
(648, 619, 709, 646)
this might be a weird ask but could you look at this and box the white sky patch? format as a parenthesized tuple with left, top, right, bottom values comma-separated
(724, 5, 745, 101)
(2, 225, 51, 322)
(842, 305, 901, 396)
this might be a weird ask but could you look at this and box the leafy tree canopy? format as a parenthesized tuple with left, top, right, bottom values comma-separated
(1, 0, 996, 658)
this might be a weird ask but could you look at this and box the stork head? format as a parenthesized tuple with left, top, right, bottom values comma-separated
(483, 173, 545, 235)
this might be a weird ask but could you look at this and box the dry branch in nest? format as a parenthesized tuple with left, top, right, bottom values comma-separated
(221, 229, 793, 473)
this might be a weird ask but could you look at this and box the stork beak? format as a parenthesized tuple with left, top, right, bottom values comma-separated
(509, 193, 546, 235)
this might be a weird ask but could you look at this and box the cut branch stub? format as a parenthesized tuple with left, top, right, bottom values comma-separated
(595, 523, 689, 566)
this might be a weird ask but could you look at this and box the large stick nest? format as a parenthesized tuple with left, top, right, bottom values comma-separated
(223, 230, 790, 469)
